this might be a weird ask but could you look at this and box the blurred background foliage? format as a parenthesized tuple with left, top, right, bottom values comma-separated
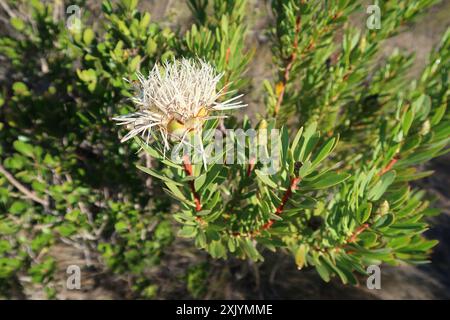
(0, 0, 449, 299)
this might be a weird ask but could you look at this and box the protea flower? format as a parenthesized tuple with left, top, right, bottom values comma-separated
(113, 58, 246, 151)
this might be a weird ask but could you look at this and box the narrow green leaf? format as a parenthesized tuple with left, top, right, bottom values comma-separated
(291, 127, 304, 153)
(315, 261, 331, 282)
(255, 169, 278, 188)
(136, 165, 182, 186)
(194, 173, 207, 190)
(368, 171, 396, 201)
(402, 109, 414, 136)
(356, 202, 372, 224)
(373, 213, 395, 229)
(164, 181, 186, 200)
(311, 137, 337, 169)
(305, 172, 351, 189)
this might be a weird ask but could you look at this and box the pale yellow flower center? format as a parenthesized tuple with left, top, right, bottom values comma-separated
(167, 107, 209, 141)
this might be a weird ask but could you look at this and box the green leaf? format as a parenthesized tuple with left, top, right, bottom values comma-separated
(299, 131, 320, 163)
(280, 126, 289, 163)
(146, 38, 158, 55)
(83, 28, 95, 45)
(315, 260, 331, 282)
(402, 109, 414, 136)
(205, 228, 220, 241)
(298, 160, 312, 178)
(10, 17, 25, 31)
(239, 238, 263, 261)
(295, 244, 307, 270)
(30, 181, 45, 193)
(390, 222, 427, 231)
(291, 127, 304, 154)
(114, 221, 128, 232)
(196, 210, 211, 216)
(412, 94, 431, 120)
(194, 173, 207, 191)
(408, 239, 438, 252)
(65, 210, 80, 222)
(431, 103, 446, 126)
(359, 231, 378, 247)
(9, 201, 27, 214)
(322, 256, 348, 284)
(368, 171, 396, 201)
(201, 165, 222, 191)
(311, 136, 337, 169)
(122, 0, 138, 11)
(227, 238, 236, 253)
(255, 169, 278, 188)
(129, 55, 141, 72)
(13, 140, 34, 158)
(178, 225, 197, 238)
(164, 181, 186, 200)
(139, 12, 151, 31)
(12, 82, 29, 96)
(421, 208, 440, 217)
(136, 165, 182, 186)
(134, 137, 162, 158)
(305, 172, 351, 189)
(356, 202, 372, 224)
(373, 213, 395, 229)
(209, 240, 226, 258)
(296, 122, 317, 161)
(396, 170, 434, 182)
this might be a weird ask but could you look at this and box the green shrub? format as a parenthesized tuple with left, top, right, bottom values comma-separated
(0, 0, 448, 298)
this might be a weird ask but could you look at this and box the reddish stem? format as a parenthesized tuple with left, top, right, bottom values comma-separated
(220, 47, 232, 98)
(342, 157, 398, 252)
(334, 157, 398, 251)
(347, 223, 369, 244)
(225, 47, 231, 65)
(246, 157, 256, 177)
(379, 157, 398, 176)
(262, 176, 302, 230)
(182, 155, 202, 212)
(274, 15, 301, 116)
(336, 156, 398, 252)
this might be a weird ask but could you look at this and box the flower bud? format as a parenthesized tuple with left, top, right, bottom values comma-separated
(376, 200, 390, 216)
(419, 120, 430, 136)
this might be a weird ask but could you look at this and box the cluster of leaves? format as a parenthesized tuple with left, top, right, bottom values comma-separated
(0, 0, 176, 298)
(0, 0, 448, 298)
(133, 0, 449, 285)
(185, 0, 252, 92)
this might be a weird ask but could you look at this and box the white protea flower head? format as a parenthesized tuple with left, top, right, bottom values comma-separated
(113, 58, 246, 151)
